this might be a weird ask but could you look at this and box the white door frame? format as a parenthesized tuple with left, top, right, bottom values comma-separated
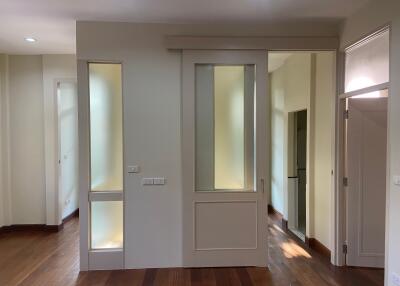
(335, 25, 391, 267)
(54, 78, 78, 224)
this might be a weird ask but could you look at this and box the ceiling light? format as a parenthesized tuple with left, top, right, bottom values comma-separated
(24, 37, 36, 43)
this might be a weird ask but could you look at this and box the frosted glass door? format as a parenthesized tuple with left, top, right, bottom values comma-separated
(182, 50, 267, 267)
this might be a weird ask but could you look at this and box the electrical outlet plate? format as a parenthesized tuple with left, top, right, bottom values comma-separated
(153, 177, 165, 185)
(142, 178, 153, 185)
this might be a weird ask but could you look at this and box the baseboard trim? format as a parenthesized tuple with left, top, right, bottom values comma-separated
(307, 237, 331, 261)
(62, 209, 79, 224)
(268, 204, 288, 231)
(0, 208, 79, 234)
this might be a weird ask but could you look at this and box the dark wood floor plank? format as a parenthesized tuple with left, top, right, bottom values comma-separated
(0, 215, 384, 286)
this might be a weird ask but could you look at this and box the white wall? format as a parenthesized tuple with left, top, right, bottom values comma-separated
(0, 54, 76, 226)
(76, 21, 340, 268)
(269, 52, 335, 248)
(341, 1, 400, 285)
(313, 52, 335, 249)
(8, 56, 46, 224)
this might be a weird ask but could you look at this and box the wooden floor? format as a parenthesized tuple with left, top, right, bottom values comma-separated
(0, 214, 384, 286)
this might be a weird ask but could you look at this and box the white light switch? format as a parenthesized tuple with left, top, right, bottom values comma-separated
(394, 175, 400, 186)
(127, 165, 140, 173)
(142, 178, 153, 185)
(153, 177, 166, 185)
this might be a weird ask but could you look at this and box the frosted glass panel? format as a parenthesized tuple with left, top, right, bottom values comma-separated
(195, 65, 255, 191)
(91, 201, 123, 249)
(89, 63, 123, 192)
(214, 66, 245, 189)
(345, 30, 389, 92)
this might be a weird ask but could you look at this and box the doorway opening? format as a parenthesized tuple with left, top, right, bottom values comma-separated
(338, 26, 389, 268)
(288, 110, 307, 240)
(57, 80, 79, 221)
(268, 50, 336, 253)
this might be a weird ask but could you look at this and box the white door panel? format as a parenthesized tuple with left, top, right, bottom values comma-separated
(182, 50, 268, 267)
(346, 97, 387, 268)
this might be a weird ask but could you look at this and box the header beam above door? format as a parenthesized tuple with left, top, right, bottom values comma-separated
(165, 36, 339, 51)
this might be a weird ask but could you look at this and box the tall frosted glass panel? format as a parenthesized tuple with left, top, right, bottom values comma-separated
(91, 201, 123, 249)
(195, 65, 255, 191)
(214, 66, 245, 189)
(345, 30, 389, 92)
(89, 63, 123, 192)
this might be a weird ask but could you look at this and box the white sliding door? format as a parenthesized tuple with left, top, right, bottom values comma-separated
(182, 50, 268, 267)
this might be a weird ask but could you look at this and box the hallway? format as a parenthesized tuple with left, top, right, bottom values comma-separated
(0, 215, 383, 285)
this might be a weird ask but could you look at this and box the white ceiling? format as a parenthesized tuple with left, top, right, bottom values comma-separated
(0, 0, 370, 54)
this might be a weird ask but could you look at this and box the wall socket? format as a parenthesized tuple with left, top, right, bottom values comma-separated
(392, 272, 400, 286)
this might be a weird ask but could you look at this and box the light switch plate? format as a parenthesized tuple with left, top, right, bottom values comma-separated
(127, 165, 140, 173)
(142, 178, 153, 185)
(392, 272, 400, 286)
(153, 177, 165, 185)
(394, 175, 400, 186)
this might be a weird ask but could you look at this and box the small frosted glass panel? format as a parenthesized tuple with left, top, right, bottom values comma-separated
(195, 65, 255, 191)
(89, 63, 123, 192)
(345, 30, 389, 92)
(91, 201, 123, 249)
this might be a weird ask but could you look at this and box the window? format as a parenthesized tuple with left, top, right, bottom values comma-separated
(89, 63, 123, 192)
(88, 63, 124, 250)
(195, 65, 255, 191)
(345, 28, 389, 93)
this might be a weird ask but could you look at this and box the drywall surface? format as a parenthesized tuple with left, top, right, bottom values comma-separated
(313, 52, 335, 249)
(341, 1, 400, 285)
(42, 54, 77, 225)
(8, 56, 46, 224)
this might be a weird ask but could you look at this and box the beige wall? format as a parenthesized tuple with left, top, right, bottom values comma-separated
(341, 1, 400, 285)
(313, 52, 335, 249)
(269, 52, 335, 249)
(8, 55, 46, 224)
(0, 54, 76, 226)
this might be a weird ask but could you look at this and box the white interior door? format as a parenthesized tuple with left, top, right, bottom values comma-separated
(346, 97, 387, 268)
(182, 50, 268, 267)
(58, 81, 79, 219)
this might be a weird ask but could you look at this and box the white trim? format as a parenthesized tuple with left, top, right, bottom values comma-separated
(78, 60, 90, 271)
(89, 191, 123, 201)
(339, 82, 389, 99)
(166, 36, 339, 50)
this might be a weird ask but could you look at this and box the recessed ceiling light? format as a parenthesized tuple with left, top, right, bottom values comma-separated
(24, 37, 36, 43)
